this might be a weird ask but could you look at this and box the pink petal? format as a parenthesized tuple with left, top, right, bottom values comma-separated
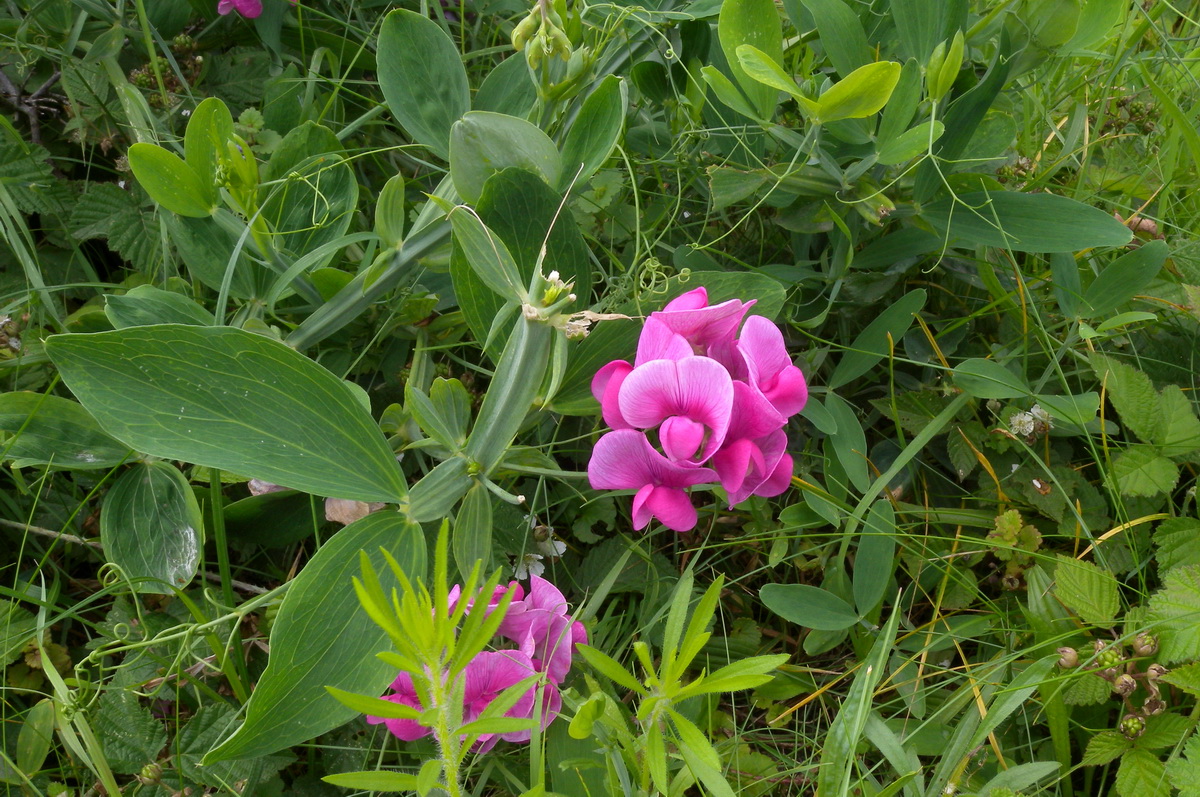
(501, 684, 562, 742)
(588, 430, 716, 491)
(635, 317, 694, 365)
(462, 651, 537, 721)
(652, 294, 755, 352)
(660, 416, 706, 461)
(719, 430, 788, 505)
(525, 575, 568, 614)
(725, 380, 785, 441)
(217, 0, 236, 13)
(592, 360, 633, 430)
(736, 316, 808, 416)
(762, 365, 808, 417)
(664, 287, 709, 311)
(368, 672, 431, 741)
(633, 484, 699, 532)
(754, 452, 793, 498)
(712, 438, 759, 495)
(236, 0, 263, 16)
(617, 357, 733, 461)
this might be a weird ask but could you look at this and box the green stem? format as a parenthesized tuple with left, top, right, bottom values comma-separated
(208, 468, 251, 703)
(133, 0, 171, 109)
(431, 669, 464, 797)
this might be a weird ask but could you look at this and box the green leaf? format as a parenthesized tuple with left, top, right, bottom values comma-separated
(1082, 239, 1167, 317)
(449, 112, 561, 205)
(1136, 712, 1195, 751)
(375, 174, 406, 249)
(576, 645, 647, 695)
(1110, 445, 1178, 497)
(816, 61, 902, 123)
(166, 212, 259, 299)
(735, 45, 810, 109)
(1156, 385, 1200, 457)
(1090, 353, 1161, 444)
(829, 289, 926, 388)
(1082, 731, 1132, 766)
(127, 143, 215, 217)
(105, 285, 215, 328)
(0, 392, 129, 470)
(1162, 663, 1200, 697)
(1033, 392, 1099, 427)
(1149, 566, 1200, 664)
(798, 0, 872, 77)
(183, 97, 233, 194)
(718, 0, 785, 120)
(0, 600, 37, 668)
(952, 358, 1030, 399)
(1116, 748, 1170, 797)
(46, 325, 407, 503)
(877, 120, 943, 165)
(70, 183, 161, 274)
(1166, 733, 1200, 797)
(92, 691, 167, 774)
(1050, 251, 1082, 316)
(324, 686, 421, 719)
(1155, 518, 1200, 573)
(204, 511, 426, 762)
(1053, 554, 1119, 627)
(464, 317, 553, 475)
(323, 771, 421, 792)
(178, 703, 291, 790)
(976, 761, 1060, 796)
(824, 392, 870, 493)
(853, 501, 897, 615)
(100, 462, 202, 594)
(475, 52, 538, 116)
(449, 168, 591, 354)
(760, 583, 860, 630)
(408, 458, 472, 523)
(16, 699, 54, 776)
(817, 609, 902, 797)
(921, 191, 1133, 253)
(377, 9, 469, 160)
(453, 480, 493, 580)
(700, 65, 765, 120)
(559, 76, 627, 192)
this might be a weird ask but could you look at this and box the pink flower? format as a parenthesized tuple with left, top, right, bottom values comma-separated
(447, 581, 528, 638)
(500, 576, 588, 684)
(217, 0, 263, 18)
(365, 671, 430, 742)
(652, 288, 754, 354)
(734, 315, 808, 417)
(461, 651, 544, 752)
(588, 430, 718, 531)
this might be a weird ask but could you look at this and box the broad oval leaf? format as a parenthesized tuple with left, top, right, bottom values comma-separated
(1082, 239, 1167, 318)
(377, 9, 469, 160)
(921, 191, 1133, 253)
(204, 511, 427, 762)
(100, 462, 202, 594)
(0, 392, 130, 469)
(183, 97, 234, 193)
(760, 583, 860, 631)
(877, 120, 943, 165)
(853, 501, 897, 615)
(559, 76, 628, 192)
(128, 143, 215, 217)
(816, 61, 902, 123)
(953, 358, 1030, 399)
(105, 285, 215, 329)
(450, 112, 562, 204)
(45, 325, 407, 503)
(718, 0, 785, 120)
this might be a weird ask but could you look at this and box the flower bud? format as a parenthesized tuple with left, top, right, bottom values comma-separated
(1143, 697, 1166, 715)
(1056, 647, 1079, 668)
(1112, 673, 1136, 697)
(1132, 632, 1159, 657)
(1120, 713, 1145, 739)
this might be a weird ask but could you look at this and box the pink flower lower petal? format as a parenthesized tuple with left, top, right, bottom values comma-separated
(754, 452, 793, 498)
(762, 365, 808, 417)
(660, 415, 706, 461)
(588, 430, 716, 491)
(633, 484, 699, 532)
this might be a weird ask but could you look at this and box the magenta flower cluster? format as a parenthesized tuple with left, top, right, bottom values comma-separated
(367, 576, 586, 752)
(587, 287, 808, 532)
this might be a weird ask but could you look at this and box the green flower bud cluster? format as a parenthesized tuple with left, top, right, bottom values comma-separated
(1059, 634, 1170, 735)
(925, 31, 964, 103)
(512, 4, 572, 69)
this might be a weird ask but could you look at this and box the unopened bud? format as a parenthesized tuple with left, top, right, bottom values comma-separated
(1056, 647, 1079, 668)
(1112, 673, 1136, 697)
(1133, 632, 1159, 657)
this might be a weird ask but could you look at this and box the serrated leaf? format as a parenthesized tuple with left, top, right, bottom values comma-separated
(71, 183, 161, 273)
(1136, 712, 1194, 751)
(177, 703, 292, 789)
(1116, 748, 1170, 797)
(1082, 731, 1131, 766)
(1110, 445, 1178, 497)
(0, 141, 69, 214)
(1063, 671, 1109, 706)
(1166, 731, 1200, 797)
(1161, 663, 1200, 697)
(1148, 566, 1200, 664)
(1053, 554, 1119, 627)
(92, 691, 166, 774)
(1156, 385, 1200, 457)
(1155, 518, 1200, 573)
(1090, 353, 1161, 445)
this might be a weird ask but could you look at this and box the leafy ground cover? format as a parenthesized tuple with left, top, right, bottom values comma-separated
(2, 0, 1200, 795)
